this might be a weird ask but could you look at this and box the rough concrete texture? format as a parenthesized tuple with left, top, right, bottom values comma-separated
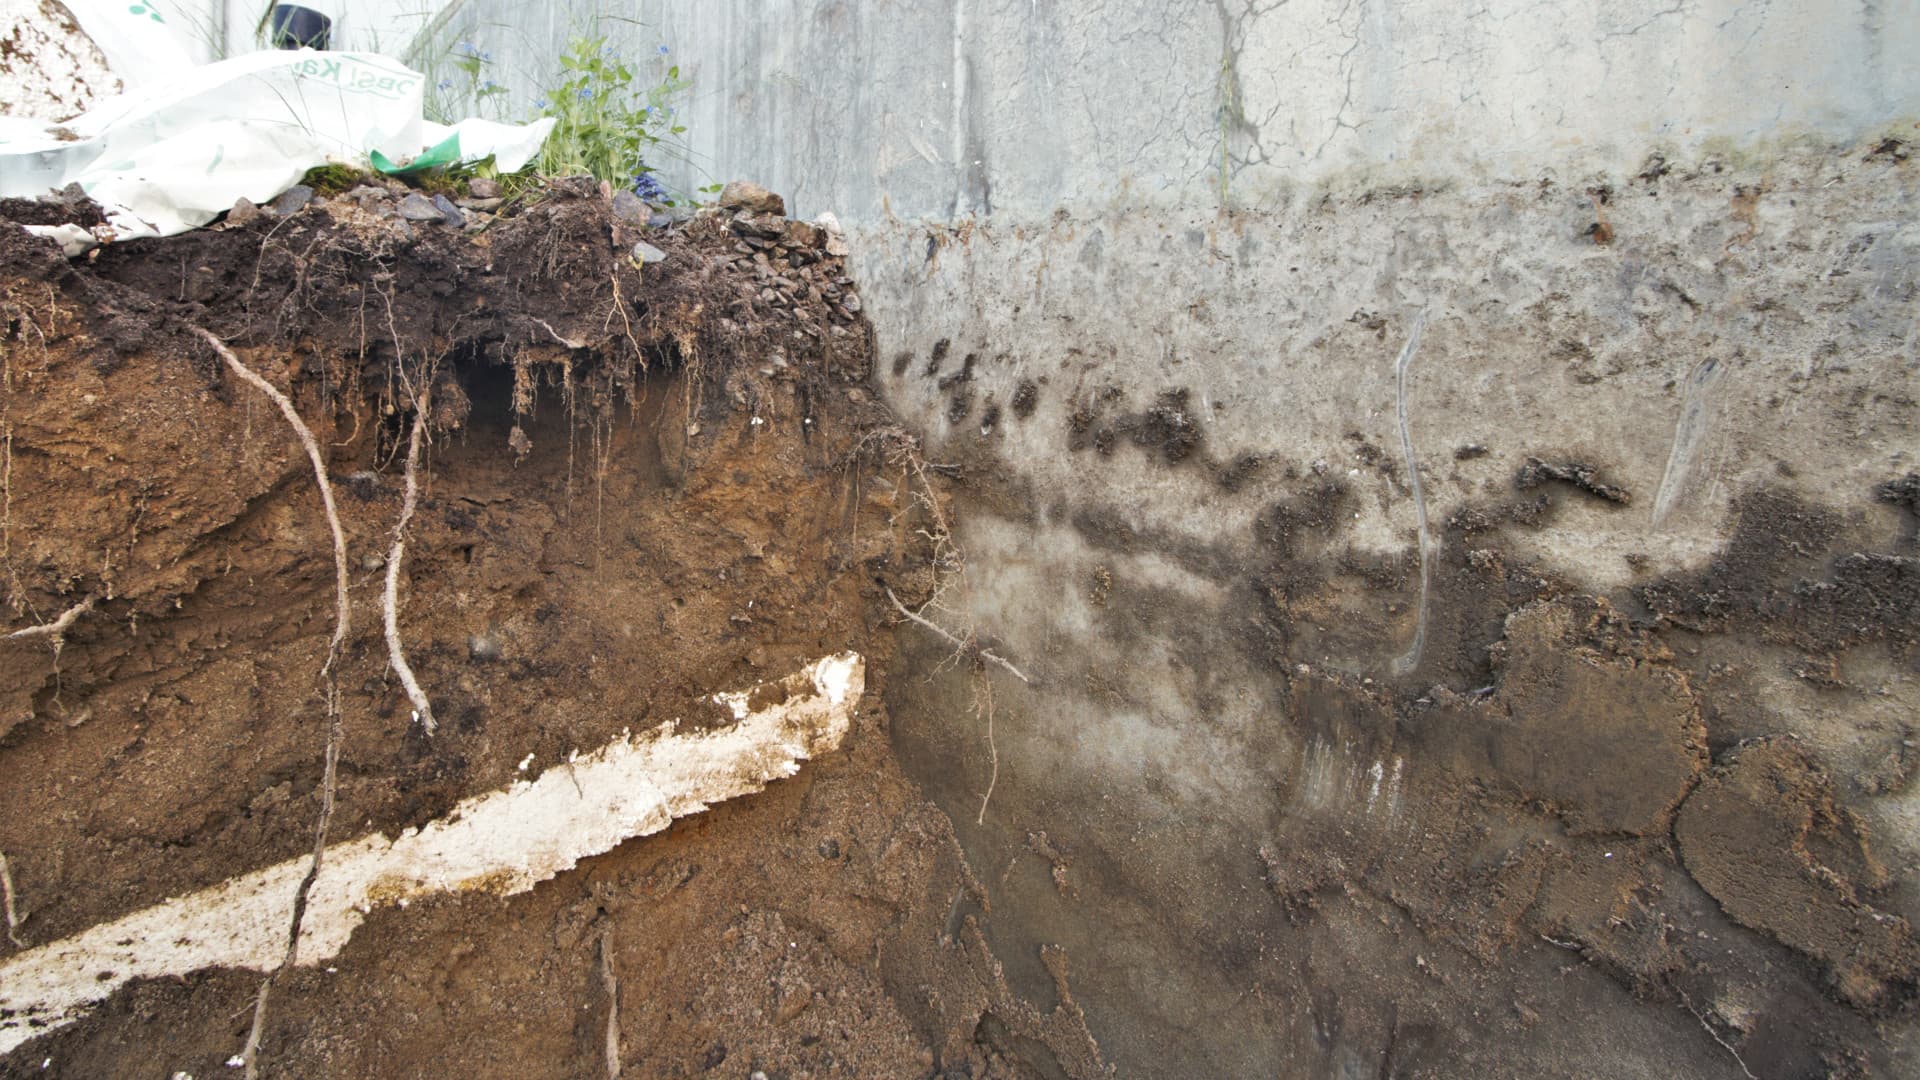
(865, 143, 1920, 1076)
(442, 2, 1920, 1075)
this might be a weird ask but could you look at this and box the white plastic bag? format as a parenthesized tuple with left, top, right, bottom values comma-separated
(0, 48, 425, 245)
(421, 117, 558, 175)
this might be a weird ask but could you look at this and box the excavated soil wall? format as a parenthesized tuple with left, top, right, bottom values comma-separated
(0, 185, 1106, 1078)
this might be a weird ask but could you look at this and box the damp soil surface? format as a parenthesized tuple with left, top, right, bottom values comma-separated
(0, 184, 1103, 1078)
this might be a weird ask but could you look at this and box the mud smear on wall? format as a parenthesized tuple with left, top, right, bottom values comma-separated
(884, 350, 1920, 1077)
(0, 190, 1106, 1078)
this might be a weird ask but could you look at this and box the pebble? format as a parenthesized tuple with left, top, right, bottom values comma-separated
(719, 179, 785, 216)
(431, 193, 465, 228)
(466, 177, 501, 198)
(632, 241, 668, 264)
(467, 633, 502, 662)
(270, 184, 313, 217)
(609, 189, 650, 225)
(225, 197, 260, 226)
(397, 193, 443, 221)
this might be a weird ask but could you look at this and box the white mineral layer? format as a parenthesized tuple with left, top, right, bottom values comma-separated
(0, 653, 863, 1054)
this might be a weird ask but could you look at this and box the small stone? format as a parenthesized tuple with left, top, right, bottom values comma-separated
(774, 983, 811, 1023)
(431, 193, 465, 227)
(226, 197, 259, 226)
(817, 838, 840, 859)
(825, 236, 849, 257)
(631, 241, 668, 264)
(397, 193, 442, 221)
(841, 291, 862, 314)
(610, 189, 649, 225)
(729, 211, 786, 240)
(719, 179, 785, 216)
(467, 177, 501, 199)
(456, 196, 503, 211)
(270, 185, 313, 217)
(467, 633, 502, 662)
(657, 203, 695, 224)
(781, 219, 822, 249)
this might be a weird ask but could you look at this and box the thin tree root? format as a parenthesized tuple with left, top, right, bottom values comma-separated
(191, 327, 352, 1080)
(384, 398, 436, 733)
(885, 587, 1030, 685)
(973, 668, 997, 825)
(0, 848, 27, 948)
(599, 930, 622, 1079)
(192, 328, 351, 665)
(1677, 988, 1758, 1080)
(5, 594, 96, 661)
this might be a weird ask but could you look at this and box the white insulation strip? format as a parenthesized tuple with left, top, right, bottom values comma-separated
(0, 652, 863, 1054)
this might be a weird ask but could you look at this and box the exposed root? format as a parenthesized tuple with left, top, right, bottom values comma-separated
(536, 317, 587, 350)
(384, 398, 436, 734)
(860, 427, 1030, 825)
(191, 329, 351, 666)
(1389, 311, 1430, 678)
(974, 667, 997, 825)
(190, 327, 352, 1080)
(1676, 988, 1758, 1080)
(886, 587, 1030, 685)
(0, 848, 26, 948)
(5, 594, 95, 660)
(599, 930, 622, 1079)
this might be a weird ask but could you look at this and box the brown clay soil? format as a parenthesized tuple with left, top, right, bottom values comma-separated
(0, 183, 1103, 1078)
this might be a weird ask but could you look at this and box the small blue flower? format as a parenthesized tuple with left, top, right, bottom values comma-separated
(481, 50, 493, 61)
(456, 40, 476, 56)
(481, 80, 499, 91)
(657, 44, 669, 55)
(632, 170, 669, 201)
(578, 87, 593, 100)
(437, 78, 453, 90)
(535, 98, 549, 109)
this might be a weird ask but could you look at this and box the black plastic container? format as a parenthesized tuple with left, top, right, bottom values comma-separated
(268, 4, 331, 50)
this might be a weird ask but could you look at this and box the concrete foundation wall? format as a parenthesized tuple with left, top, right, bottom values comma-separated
(430, 3, 1920, 1075)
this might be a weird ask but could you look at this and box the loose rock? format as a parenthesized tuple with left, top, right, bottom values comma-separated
(719, 180, 786, 216)
(397, 193, 443, 221)
(270, 185, 313, 217)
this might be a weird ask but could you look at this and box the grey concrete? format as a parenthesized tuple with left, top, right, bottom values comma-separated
(419, 2, 1920, 1075)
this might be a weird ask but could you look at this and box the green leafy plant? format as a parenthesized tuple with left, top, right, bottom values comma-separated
(533, 36, 689, 199)
(423, 39, 509, 124)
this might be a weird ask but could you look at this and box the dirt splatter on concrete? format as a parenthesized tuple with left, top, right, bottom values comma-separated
(1677, 737, 1920, 1009)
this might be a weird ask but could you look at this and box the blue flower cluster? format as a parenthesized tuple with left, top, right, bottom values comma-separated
(631, 170, 669, 202)
(455, 41, 493, 61)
